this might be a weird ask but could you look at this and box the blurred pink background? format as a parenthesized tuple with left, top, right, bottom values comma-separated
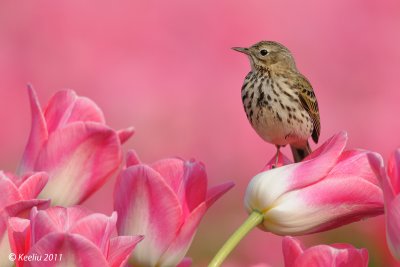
(1, 1, 400, 266)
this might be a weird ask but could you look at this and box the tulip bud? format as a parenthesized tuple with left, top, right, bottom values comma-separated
(282, 236, 368, 267)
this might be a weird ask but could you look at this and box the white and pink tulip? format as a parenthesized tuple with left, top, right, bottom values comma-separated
(244, 131, 384, 235)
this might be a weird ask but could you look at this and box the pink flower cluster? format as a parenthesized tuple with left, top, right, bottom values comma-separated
(8, 206, 143, 267)
(0, 87, 233, 267)
(1, 86, 399, 266)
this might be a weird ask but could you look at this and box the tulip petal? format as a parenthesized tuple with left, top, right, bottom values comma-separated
(117, 127, 135, 144)
(368, 152, 393, 203)
(0, 229, 12, 267)
(177, 257, 192, 267)
(43, 90, 105, 133)
(26, 233, 109, 267)
(66, 96, 105, 124)
(31, 206, 92, 244)
(158, 203, 207, 266)
(7, 217, 30, 267)
(386, 195, 400, 260)
(4, 199, 50, 220)
(388, 149, 400, 195)
(0, 172, 22, 210)
(282, 236, 304, 267)
(19, 85, 48, 174)
(283, 237, 368, 267)
(114, 165, 182, 266)
(330, 151, 381, 186)
(18, 172, 48, 200)
(205, 181, 235, 208)
(368, 150, 400, 259)
(5, 172, 25, 187)
(337, 245, 369, 266)
(303, 131, 347, 161)
(151, 159, 210, 214)
(36, 122, 122, 205)
(43, 89, 78, 132)
(151, 158, 185, 194)
(304, 245, 368, 267)
(295, 246, 368, 267)
(261, 151, 292, 171)
(159, 182, 234, 266)
(160, 182, 234, 266)
(69, 212, 117, 256)
(287, 131, 348, 190)
(182, 160, 208, 212)
(126, 150, 141, 167)
(297, 247, 337, 266)
(107, 235, 143, 267)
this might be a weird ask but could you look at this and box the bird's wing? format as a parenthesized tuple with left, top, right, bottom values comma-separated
(294, 74, 321, 144)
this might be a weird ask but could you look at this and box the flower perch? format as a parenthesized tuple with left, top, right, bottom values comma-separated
(245, 132, 383, 235)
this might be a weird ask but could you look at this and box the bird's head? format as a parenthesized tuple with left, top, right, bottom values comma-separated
(233, 41, 297, 72)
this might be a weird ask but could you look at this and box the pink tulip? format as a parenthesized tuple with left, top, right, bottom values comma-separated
(369, 149, 400, 260)
(18, 86, 134, 205)
(114, 150, 234, 267)
(282, 236, 369, 267)
(8, 206, 143, 267)
(244, 132, 384, 235)
(0, 171, 49, 267)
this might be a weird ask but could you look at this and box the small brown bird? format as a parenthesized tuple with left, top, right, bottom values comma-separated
(233, 41, 320, 163)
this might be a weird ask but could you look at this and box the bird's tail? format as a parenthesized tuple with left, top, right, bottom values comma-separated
(290, 141, 312, 163)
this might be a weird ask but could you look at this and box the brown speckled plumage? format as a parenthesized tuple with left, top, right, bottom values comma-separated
(233, 41, 321, 163)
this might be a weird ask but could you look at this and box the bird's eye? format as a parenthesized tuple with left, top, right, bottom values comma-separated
(260, 49, 268, 56)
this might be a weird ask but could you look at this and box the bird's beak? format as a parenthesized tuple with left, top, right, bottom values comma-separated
(232, 47, 250, 55)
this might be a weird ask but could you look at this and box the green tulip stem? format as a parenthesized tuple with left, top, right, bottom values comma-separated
(208, 211, 264, 267)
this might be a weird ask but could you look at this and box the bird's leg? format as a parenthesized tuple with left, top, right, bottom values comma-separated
(273, 145, 281, 168)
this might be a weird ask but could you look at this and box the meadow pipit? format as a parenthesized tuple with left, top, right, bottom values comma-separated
(233, 41, 321, 163)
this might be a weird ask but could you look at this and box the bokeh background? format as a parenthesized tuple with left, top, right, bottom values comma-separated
(1, 1, 400, 266)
